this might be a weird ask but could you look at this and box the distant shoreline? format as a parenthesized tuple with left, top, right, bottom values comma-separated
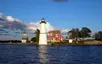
(0, 40, 102, 46)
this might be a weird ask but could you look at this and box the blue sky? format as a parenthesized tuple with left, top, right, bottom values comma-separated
(0, 0, 102, 31)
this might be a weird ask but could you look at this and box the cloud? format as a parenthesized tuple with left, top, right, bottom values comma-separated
(46, 22, 56, 31)
(0, 13, 57, 33)
(0, 13, 69, 33)
(0, 13, 69, 40)
(60, 29, 70, 33)
(52, 0, 68, 2)
(0, 13, 57, 40)
(26, 21, 57, 33)
(6, 16, 15, 22)
(26, 22, 39, 32)
(0, 13, 26, 31)
(0, 13, 6, 21)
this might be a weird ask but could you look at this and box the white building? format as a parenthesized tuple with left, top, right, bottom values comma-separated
(22, 32, 28, 43)
(39, 18, 47, 45)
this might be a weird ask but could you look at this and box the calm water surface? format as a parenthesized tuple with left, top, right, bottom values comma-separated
(0, 43, 102, 64)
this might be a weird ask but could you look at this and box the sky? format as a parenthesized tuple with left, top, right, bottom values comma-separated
(0, 0, 102, 31)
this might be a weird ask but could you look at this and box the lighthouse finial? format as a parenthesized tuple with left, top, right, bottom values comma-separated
(40, 18, 46, 24)
(41, 18, 45, 20)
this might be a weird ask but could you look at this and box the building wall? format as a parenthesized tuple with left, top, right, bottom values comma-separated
(22, 38, 29, 43)
(47, 30, 63, 42)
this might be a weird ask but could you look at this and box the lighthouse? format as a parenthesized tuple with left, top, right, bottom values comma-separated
(39, 18, 47, 45)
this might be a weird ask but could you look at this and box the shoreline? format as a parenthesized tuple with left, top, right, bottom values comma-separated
(0, 40, 102, 46)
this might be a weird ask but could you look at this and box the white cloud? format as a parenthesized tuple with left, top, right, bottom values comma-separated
(6, 16, 15, 22)
(60, 29, 70, 33)
(46, 22, 56, 31)
(0, 13, 6, 21)
(0, 13, 58, 40)
(0, 13, 67, 33)
(26, 21, 57, 32)
(0, 13, 70, 40)
(0, 13, 5, 19)
(0, 25, 3, 27)
(26, 22, 39, 31)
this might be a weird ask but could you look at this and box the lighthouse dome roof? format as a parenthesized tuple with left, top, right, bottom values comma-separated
(40, 18, 46, 24)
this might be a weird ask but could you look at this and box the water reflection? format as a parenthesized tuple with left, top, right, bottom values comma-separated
(0, 44, 102, 64)
(38, 45, 48, 64)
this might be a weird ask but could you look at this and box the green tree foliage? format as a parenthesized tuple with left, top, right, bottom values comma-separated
(68, 27, 91, 40)
(68, 28, 80, 39)
(80, 27, 91, 39)
(95, 31, 102, 40)
(31, 37, 36, 42)
(75, 28, 81, 39)
(35, 29, 40, 43)
(68, 28, 75, 38)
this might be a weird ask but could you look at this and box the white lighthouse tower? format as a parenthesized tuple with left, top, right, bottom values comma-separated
(39, 18, 47, 45)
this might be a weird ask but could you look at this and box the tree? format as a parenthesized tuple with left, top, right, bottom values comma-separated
(68, 27, 91, 40)
(35, 29, 40, 43)
(68, 28, 75, 38)
(80, 27, 91, 39)
(75, 28, 81, 40)
(95, 31, 102, 40)
(65, 36, 68, 39)
(31, 37, 36, 42)
(68, 28, 80, 40)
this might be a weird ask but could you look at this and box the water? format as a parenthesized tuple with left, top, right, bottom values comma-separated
(0, 44, 102, 64)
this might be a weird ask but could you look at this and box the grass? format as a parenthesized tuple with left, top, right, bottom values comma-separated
(50, 39, 95, 46)
(9, 39, 95, 46)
